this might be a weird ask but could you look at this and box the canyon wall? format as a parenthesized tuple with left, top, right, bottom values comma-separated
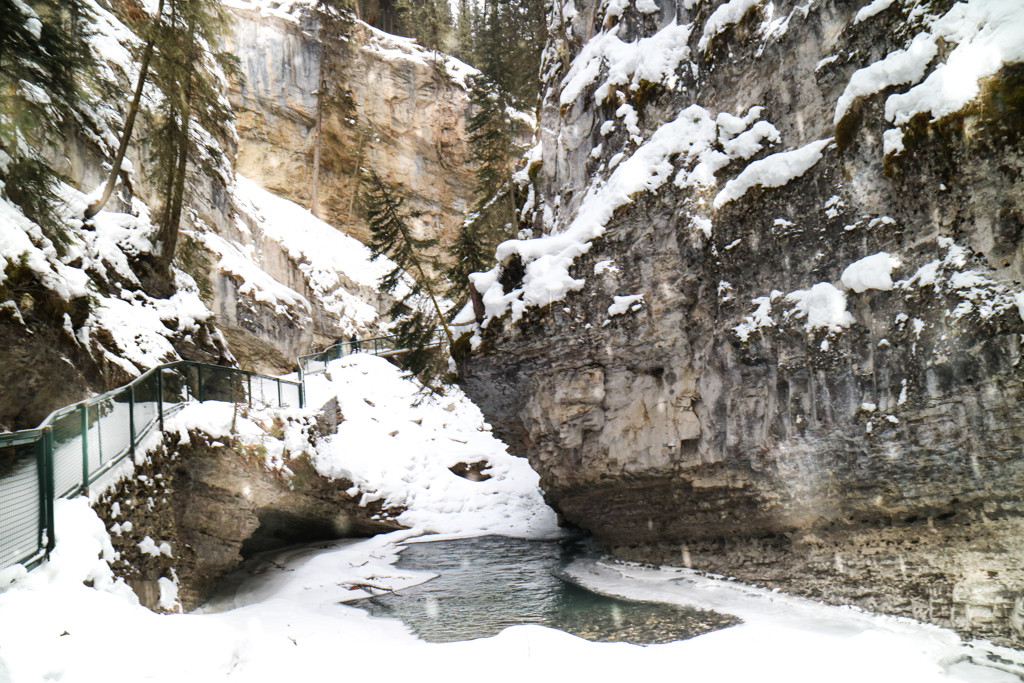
(461, 0, 1024, 645)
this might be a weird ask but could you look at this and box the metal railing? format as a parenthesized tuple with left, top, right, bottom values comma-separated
(298, 330, 445, 378)
(0, 361, 303, 573)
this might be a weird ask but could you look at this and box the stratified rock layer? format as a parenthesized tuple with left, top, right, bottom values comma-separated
(95, 405, 402, 610)
(461, 0, 1024, 645)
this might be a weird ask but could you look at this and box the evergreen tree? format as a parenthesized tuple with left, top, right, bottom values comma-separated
(450, 0, 476, 64)
(0, 0, 98, 250)
(394, 0, 452, 55)
(361, 168, 454, 378)
(446, 72, 527, 302)
(468, 0, 546, 109)
(145, 0, 236, 276)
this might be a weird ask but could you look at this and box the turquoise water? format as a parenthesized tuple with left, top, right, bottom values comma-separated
(355, 535, 740, 644)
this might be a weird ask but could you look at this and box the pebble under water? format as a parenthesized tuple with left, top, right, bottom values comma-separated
(355, 535, 740, 644)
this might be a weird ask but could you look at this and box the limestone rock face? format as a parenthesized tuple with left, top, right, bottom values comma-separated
(461, 0, 1024, 644)
(226, 7, 474, 256)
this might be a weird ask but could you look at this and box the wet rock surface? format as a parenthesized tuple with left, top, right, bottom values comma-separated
(461, 0, 1024, 645)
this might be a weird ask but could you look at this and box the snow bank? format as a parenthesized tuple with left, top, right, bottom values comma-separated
(564, 558, 1021, 683)
(300, 354, 560, 538)
(233, 175, 398, 334)
(1, 502, 1015, 682)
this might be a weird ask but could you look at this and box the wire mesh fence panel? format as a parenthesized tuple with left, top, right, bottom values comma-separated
(0, 443, 42, 570)
(51, 410, 84, 498)
(201, 366, 245, 404)
(280, 382, 301, 408)
(302, 356, 327, 376)
(161, 367, 189, 412)
(84, 403, 102, 479)
(180, 365, 200, 403)
(133, 373, 160, 441)
(251, 376, 278, 408)
(91, 396, 124, 473)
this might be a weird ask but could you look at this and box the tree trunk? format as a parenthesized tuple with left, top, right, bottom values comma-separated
(158, 71, 193, 273)
(84, 0, 165, 220)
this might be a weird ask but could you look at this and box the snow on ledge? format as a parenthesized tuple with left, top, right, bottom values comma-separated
(841, 252, 902, 293)
(714, 138, 833, 209)
(698, 0, 762, 51)
(607, 294, 644, 317)
(785, 282, 855, 332)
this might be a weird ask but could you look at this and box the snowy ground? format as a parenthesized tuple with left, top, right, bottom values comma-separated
(0, 357, 1021, 682)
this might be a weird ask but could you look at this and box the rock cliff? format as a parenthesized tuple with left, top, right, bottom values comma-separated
(226, 2, 475, 259)
(93, 402, 403, 611)
(460, 0, 1024, 645)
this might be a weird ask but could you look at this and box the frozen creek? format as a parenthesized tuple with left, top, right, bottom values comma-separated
(352, 535, 739, 643)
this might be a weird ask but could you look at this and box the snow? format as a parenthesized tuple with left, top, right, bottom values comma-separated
(833, 33, 938, 126)
(299, 354, 560, 537)
(607, 294, 644, 316)
(233, 175, 398, 335)
(733, 293, 777, 341)
(786, 282, 855, 332)
(565, 559, 1021, 683)
(698, 0, 762, 51)
(834, 0, 1024, 153)
(559, 20, 692, 108)
(359, 19, 479, 90)
(841, 252, 901, 293)
(854, 0, 897, 23)
(898, 237, 1022, 322)
(196, 230, 311, 318)
(137, 536, 172, 558)
(0, 498, 1017, 682)
(714, 138, 833, 208)
(474, 104, 778, 323)
(1017, 292, 1024, 324)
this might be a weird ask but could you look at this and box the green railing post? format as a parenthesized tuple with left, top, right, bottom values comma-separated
(79, 403, 88, 494)
(128, 386, 136, 459)
(42, 427, 55, 555)
(197, 365, 205, 403)
(247, 373, 253, 407)
(34, 432, 48, 557)
(277, 379, 283, 407)
(157, 370, 164, 432)
(299, 381, 305, 409)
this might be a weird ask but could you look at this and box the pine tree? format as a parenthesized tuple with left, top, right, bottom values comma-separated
(0, 0, 98, 251)
(445, 72, 527, 302)
(450, 0, 475, 64)
(470, 0, 546, 109)
(361, 168, 454, 378)
(145, 0, 236, 276)
(394, 0, 452, 55)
